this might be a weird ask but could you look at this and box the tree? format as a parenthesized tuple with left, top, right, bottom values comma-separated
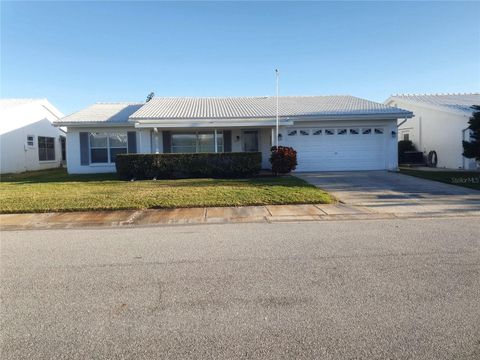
(146, 92, 155, 102)
(462, 105, 480, 161)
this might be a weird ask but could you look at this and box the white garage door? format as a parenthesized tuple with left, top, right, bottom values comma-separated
(283, 127, 387, 171)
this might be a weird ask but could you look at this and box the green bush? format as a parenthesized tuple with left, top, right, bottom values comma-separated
(115, 152, 262, 180)
(269, 146, 298, 174)
(398, 140, 416, 155)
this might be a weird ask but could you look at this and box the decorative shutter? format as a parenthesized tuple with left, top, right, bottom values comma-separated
(223, 130, 232, 152)
(79, 132, 89, 165)
(127, 132, 137, 153)
(162, 131, 171, 153)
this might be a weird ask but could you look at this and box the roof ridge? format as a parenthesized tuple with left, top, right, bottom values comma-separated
(148, 95, 353, 100)
(95, 101, 145, 105)
(391, 92, 480, 97)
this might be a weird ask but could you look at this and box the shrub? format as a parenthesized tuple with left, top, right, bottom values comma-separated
(269, 146, 297, 174)
(398, 140, 416, 155)
(398, 140, 419, 164)
(115, 152, 262, 180)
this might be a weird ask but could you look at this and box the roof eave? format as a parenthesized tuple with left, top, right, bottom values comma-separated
(52, 121, 134, 127)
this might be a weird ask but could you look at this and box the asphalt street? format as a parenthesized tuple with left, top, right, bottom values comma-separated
(1, 218, 479, 359)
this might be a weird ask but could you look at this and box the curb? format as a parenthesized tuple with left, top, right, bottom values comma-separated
(1, 206, 479, 231)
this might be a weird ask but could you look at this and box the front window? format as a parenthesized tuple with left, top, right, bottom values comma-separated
(171, 131, 223, 153)
(89, 132, 127, 163)
(38, 136, 55, 161)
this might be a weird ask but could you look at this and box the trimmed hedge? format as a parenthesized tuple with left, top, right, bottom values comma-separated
(115, 152, 262, 180)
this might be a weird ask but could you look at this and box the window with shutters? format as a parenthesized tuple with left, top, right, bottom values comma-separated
(89, 132, 127, 163)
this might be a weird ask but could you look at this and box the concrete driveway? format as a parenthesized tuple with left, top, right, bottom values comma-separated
(297, 171, 480, 215)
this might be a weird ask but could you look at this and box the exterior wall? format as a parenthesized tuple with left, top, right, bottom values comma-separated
(259, 128, 273, 169)
(230, 128, 272, 168)
(66, 126, 140, 174)
(281, 119, 398, 171)
(0, 102, 64, 174)
(388, 99, 475, 169)
(66, 120, 398, 174)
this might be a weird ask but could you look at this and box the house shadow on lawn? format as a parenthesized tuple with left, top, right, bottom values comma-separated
(1, 168, 314, 189)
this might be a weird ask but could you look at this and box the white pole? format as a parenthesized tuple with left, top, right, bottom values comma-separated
(275, 69, 279, 148)
(214, 129, 218, 153)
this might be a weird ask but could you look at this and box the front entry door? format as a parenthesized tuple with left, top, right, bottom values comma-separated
(243, 130, 259, 152)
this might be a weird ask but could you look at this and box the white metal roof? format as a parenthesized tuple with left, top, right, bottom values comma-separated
(386, 93, 480, 115)
(0, 98, 64, 135)
(0, 98, 44, 110)
(130, 95, 411, 120)
(55, 102, 144, 125)
(0, 98, 63, 118)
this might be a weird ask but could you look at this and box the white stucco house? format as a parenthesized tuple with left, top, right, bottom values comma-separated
(54, 95, 412, 174)
(0, 99, 65, 174)
(385, 93, 480, 170)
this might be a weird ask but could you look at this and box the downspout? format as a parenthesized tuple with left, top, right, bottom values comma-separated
(397, 118, 408, 128)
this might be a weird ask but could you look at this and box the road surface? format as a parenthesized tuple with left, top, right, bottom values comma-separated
(1, 218, 479, 359)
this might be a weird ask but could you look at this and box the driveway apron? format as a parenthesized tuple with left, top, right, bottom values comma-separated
(297, 171, 480, 215)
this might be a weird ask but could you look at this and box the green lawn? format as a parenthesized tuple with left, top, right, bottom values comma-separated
(400, 168, 480, 191)
(0, 168, 334, 214)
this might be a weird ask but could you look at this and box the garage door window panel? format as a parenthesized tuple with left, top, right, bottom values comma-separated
(374, 128, 384, 135)
(325, 129, 335, 135)
(287, 130, 297, 136)
(350, 129, 359, 135)
(337, 129, 347, 135)
(312, 129, 322, 135)
(362, 128, 372, 135)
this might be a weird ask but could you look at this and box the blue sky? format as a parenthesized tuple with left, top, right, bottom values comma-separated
(1, 1, 479, 115)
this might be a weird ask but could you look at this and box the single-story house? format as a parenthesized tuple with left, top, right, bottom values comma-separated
(385, 93, 480, 170)
(1, 98, 65, 174)
(54, 96, 412, 174)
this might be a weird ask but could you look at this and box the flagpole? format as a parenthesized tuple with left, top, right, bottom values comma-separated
(275, 69, 279, 148)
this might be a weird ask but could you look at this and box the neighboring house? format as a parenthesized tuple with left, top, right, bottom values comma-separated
(385, 93, 480, 170)
(54, 96, 412, 174)
(0, 99, 65, 174)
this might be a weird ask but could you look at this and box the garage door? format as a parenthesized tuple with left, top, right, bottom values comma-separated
(283, 127, 387, 171)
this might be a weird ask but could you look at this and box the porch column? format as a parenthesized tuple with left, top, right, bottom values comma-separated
(154, 128, 159, 154)
(214, 129, 218, 153)
(271, 128, 275, 146)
